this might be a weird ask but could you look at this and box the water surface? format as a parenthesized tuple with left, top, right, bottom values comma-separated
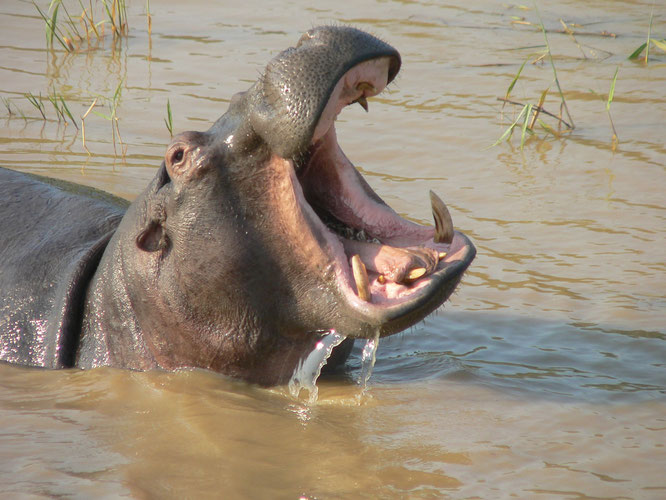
(1, 0, 664, 498)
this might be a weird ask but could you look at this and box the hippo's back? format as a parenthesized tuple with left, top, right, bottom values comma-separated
(0, 168, 126, 368)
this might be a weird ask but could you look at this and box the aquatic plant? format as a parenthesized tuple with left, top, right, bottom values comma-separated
(1, 97, 13, 116)
(628, 8, 666, 64)
(34, 0, 129, 53)
(146, 0, 152, 35)
(80, 97, 98, 155)
(25, 92, 47, 120)
(492, 5, 578, 150)
(164, 99, 173, 137)
(47, 88, 78, 128)
(90, 79, 126, 157)
(604, 67, 619, 150)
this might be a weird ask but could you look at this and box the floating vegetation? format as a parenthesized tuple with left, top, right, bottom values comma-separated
(34, 0, 129, 53)
(628, 8, 666, 64)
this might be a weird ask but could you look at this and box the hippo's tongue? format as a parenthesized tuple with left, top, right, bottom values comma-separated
(295, 59, 456, 301)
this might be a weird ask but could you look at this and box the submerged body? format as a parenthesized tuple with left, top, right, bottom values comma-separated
(0, 27, 475, 385)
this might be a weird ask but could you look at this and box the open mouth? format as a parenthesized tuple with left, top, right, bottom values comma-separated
(282, 57, 476, 335)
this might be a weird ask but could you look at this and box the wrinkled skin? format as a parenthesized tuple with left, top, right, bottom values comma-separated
(0, 26, 475, 386)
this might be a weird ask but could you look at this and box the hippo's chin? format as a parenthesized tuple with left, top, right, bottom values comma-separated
(274, 58, 476, 338)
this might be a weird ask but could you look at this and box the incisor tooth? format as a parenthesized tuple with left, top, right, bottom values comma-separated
(355, 95, 369, 112)
(406, 267, 427, 281)
(430, 190, 454, 244)
(354, 82, 375, 113)
(351, 254, 371, 302)
(438, 252, 447, 261)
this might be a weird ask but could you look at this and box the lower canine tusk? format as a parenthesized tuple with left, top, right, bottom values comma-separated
(351, 254, 372, 302)
(430, 190, 454, 244)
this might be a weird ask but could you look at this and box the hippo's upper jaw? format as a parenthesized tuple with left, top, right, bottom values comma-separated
(79, 26, 475, 385)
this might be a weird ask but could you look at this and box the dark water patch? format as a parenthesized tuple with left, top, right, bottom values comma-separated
(344, 311, 666, 404)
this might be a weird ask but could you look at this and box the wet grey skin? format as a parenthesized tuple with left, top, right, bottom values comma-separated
(0, 26, 475, 386)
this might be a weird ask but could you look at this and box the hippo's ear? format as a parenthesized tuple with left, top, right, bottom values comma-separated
(135, 166, 170, 253)
(136, 220, 168, 253)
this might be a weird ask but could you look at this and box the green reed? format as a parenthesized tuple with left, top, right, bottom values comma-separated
(35, 0, 129, 52)
(605, 67, 619, 150)
(2, 97, 14, 117)
(90, 79, 126, 156)
(628, 8, 666, 64)
(589, 67, 620, 151)
(47, 88, 78, 128)
(164, 99, 173, 137)
(492, 5, 575, 149)
(25, 92, 47, 120)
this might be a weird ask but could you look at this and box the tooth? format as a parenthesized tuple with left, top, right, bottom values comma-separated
(351, 254, 371, 302)
(354, 82, 375, 113)
(356, 96, 369, 112)
(430, 190, 454, 244)
(438, 252, 447, 260)
(406, 267, 426, 281)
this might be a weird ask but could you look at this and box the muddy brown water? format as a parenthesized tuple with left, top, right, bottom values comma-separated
(1, 0, 665, 498)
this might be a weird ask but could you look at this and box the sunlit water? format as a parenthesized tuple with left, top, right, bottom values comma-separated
(1, 0, 665, 498)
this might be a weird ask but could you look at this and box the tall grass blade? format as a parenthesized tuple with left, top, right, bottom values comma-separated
(164, 99, 173, 137)
(645, 7, 653, 63)
(628, 42, 647, 60)
(2, 97, 13, 116)
(534, 3, 574, 129)
(26, 92, 46, 119)
(60, 96, 78, 128)
(506, 58, 529, 100)
(490, 104, 528, 148)
(147, 0, 152, 35)
(520, 103, 533, 149)
(652, 39, 666, 52)
(34, 2, 68, 51)
(606, 67, 618, 112)
(47, 92, 64, 121)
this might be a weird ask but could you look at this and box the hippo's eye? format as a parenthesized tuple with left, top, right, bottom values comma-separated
(172, 148, 184, 163)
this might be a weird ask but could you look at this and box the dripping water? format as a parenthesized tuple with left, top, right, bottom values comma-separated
(288, 330, 346, 404)
(357, 331, 380, 392)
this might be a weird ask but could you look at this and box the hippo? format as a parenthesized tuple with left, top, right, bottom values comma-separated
(0, 26, 475, 386)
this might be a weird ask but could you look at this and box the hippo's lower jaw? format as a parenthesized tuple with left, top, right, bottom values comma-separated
(277, 58, 476, 339)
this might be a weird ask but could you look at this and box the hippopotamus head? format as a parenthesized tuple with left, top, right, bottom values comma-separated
(80, 26, 476, 385)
